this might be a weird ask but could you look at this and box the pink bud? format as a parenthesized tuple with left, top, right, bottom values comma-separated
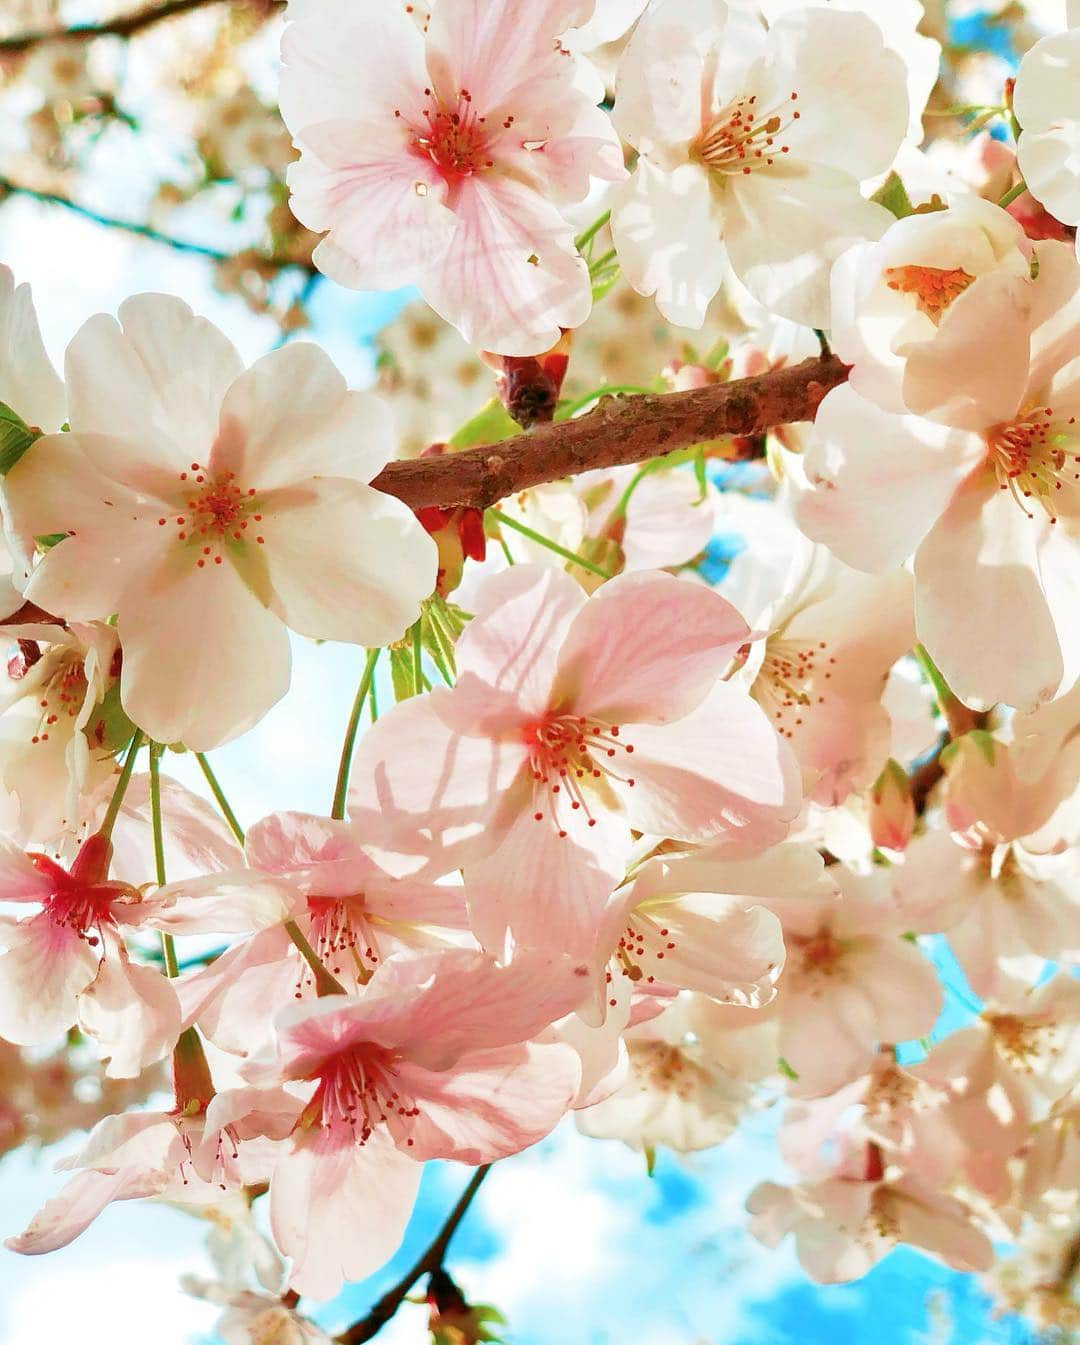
(869, 759, 915, 854)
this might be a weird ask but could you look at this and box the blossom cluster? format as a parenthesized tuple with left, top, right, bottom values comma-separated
(0, 0, 1079, 1341)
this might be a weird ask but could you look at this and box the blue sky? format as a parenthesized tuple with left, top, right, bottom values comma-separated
(0, 12, 1046, 1336)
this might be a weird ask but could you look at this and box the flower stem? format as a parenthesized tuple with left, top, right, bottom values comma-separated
(284, 919, 344, 996)
(331, 648, 381, 821)
(488, 508, 613, 580)
(913, 644, 982, 740)
(998, 179, 1027, 209)
(195, 753, 244, 845)
(574, 208, 611, 253)
(149, 743, 179, 979)
(98, 730, 145, 842)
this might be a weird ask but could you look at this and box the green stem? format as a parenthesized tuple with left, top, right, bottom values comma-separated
(559, 384, 657, 420)
(998, 179, 1027, 209)
(149, 744, 179, 979)
(412, 619, 423, 691)
(195, 752, 244, 845)
(285, 919, 344, 996)
(98, 730, 145, 841)
(331, 648, 381, 821)
(574, 208, 611, 253)
(488, 508, 613, 580)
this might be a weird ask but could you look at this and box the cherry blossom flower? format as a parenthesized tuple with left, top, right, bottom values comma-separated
(576, 993, 778, 1153)
(610, 0, 908, 327)
(796, 240, 1080, 711)
(237, 949, 583, 1297)
(349, 565, 800, 962)
(0, 832, 180, 1076)
(174, 810, 472, 1055)
(721, 515, 915, 805)
(829, 197, 1035, 422)
(0, 262, 64, 436)
(747, 1154, 994, 1282)
(279, 0, 625, 354)
(0, 621, 124, 843)
(760, 864, 942, 1097)
(1014, 25, 1080, 252)
(2, 295, 437, 749)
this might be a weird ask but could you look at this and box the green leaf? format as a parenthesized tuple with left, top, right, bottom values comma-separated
(35, 532, 67, 553)
(0, 401, 39, 476)
(778, 1057, 800, 1081)
(644, 1144, 657, 1177)
(389, 643, 421, 702)
(448, 398, 520, 450)
(870, 171, 914, 220)
(84, 683, 137, 758)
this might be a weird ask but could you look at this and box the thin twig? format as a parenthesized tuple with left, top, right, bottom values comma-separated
(0, 175, 315, 272)
(336, 1166, 492, 1345)
(0, 0, 255, 53)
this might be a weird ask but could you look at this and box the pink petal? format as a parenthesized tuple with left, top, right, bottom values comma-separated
(0, 912, 98, 1043)
(620, 681, 801, 848)
(271, 1131, 421, 1300)
(554, 571, 750, 725)
(6, 1168, 165, 1256)
(78, 949, 181, 1079)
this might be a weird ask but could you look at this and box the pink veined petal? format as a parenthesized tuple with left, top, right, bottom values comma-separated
(553, 570, 749, 725)
(177, 927, 295, 1057)
(55, 1109, 183, 1173)
(849, 936, 943, 1043)
(778, 980, 880, 1098)
(256, 478, 437, 648)
(213, 344, 398, 489)
(622, 468, 717, 572)
(0, 912, 98, 1044)
(276, 947, 589, 1075)
(278, 0, 429, 137)
(464, 799, 628, 962)
(399, 1040, 581, 1163)
(796, 384, 987, 573)
(107, 772, 245, 886)
(420, 174, 592, 356)
(78, 949, 181, 1079)
(348, 691, 528, 878)
(425, 0, 594, 114)
(631, 894, 785, 1006)
(287, 126, 457, 293)
(196, 1085, 304, 1188)
(0, 836, 59, 901)
(610, 159, 729, 329)
(5, 1167, 166, 1256)
(271, 1131, 421, 1301)
(116, 550, 292, 752)
(64, 296, 243, 477)
(451, 564, 585, 725)
(148, 870, 298, 935)
(915, 474, 1069, 711)
(620, 680, 801, 849)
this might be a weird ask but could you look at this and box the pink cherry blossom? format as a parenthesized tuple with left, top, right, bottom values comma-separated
(238, 949, 583, 1297)
(279, 0, 625, 354)
(349, 565, 800, 962)
(797, 239, 1080, 711)
(2, 295, 437, 750)
(0, 832, 180, 1076)
(174, 810, 472, 1055)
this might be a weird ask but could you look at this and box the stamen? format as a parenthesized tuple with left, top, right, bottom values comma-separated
(693, 91, 798, 176)
(986, 406, 1080, 523)
(883, 265, 975, 323)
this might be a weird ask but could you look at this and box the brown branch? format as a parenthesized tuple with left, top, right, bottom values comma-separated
(372, 354, 848, 510)
(336, 1165, 491, 1345)
(0, 0, 249, 52)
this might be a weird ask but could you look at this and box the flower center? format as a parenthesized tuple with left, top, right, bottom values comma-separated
(304, 1045, 419, 1147)
(30, 853, 118, 945)
(755, 637, 836, 740)
(30, 655, 87, 747)
(693, 91, 799, 176)
(987, 1013, 1057, 1070)
(793, 926, 845, 982)
(524, 712, 635, 837)
(986, 406, 1080, 523)
(305, 896, 381, 985)
(406, 87, 496, 184)
(882, 265, 975, 323)
(160, 463, 264, 567)
(604, 918, 678, 1003)
(631, 1040, 710, 1100)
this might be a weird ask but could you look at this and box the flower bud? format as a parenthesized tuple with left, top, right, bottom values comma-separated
(869, 759, 915, 854)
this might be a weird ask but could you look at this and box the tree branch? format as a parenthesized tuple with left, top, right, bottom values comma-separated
(0, 175, 314, 272)
(372, 354, 849, 510)
(0, 0, 249, 52)
(336, 1165, 491, 1345)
